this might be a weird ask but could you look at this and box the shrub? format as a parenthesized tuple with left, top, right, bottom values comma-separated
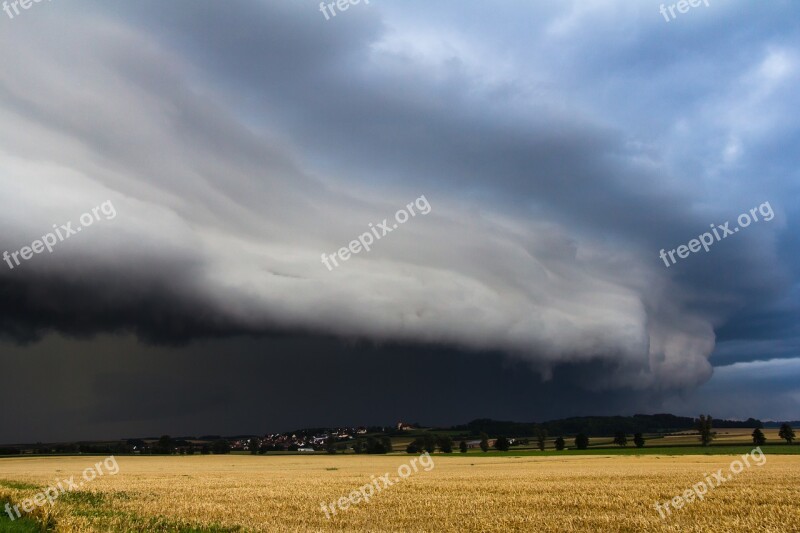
(494, 436, 510, 452)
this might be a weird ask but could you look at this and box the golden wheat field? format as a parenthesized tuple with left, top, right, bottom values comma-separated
(1, 453, 799, 532)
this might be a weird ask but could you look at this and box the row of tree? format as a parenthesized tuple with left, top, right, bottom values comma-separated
(353, 437, 393, 454)
(406, 434, 457, 454)
(153, 435, 232, 454)
(459, 414, 765, 439)
(696, 415, 796, 446)
(397, 430, 648, 453)
(753, 424, 795, 445)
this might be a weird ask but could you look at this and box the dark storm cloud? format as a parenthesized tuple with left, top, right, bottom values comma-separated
(0, 0, 798, 439)
(0, 334, 666, 444)
(0, 262, 250, 344)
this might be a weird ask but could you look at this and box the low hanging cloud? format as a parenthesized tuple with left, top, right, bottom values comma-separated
(2, 0, 792, 394)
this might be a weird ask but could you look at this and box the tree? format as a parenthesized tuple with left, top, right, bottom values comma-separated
(479, 432, 490, 452)
(249, 438, 260, 454)
(613, 431, 628, 447)
(779, 423, 795, 444)
(494, 436, 510, 452)
(212, 439, 231, 454)
(633, 433, 645, 448)
(353, 440, 366, 454)
(437, 435, 453, 453)
(696, 414, 715, 446)
(535, 426, 547, 451)
(422, 434, 436, 454)
(574, 434, 589, 450)
(366, 437, 380, 454)
(367, 436, 389, 454)
(325, 438, 337, 454)
(406, 442, 419, 454)
(459, 440, 468, 453)
(157, 435, 174, 455)
(746, 418, 763, 429)
(554, 437, 565, 451)
(381, 437, 393, 453)
(752, 428, 766, 446)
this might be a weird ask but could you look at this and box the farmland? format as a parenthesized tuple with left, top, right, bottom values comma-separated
(2, 448, 800, 532)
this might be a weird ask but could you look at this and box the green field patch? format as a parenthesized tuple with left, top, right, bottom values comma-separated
(59, 491, 106, 506)
(0, 498, 50, 532)
(57, 491, 120, 521)
(45, 505, 243, 533)
(139, 515, 242, 533)
(175, 527, 242, 533)
(0, 516, 46, 533)
(0, 481, 39, 492)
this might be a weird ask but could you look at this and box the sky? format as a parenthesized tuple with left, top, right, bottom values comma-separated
(0, 0, 798, 443)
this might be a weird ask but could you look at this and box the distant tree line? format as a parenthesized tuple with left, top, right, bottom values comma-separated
(4, 417, 796, 458)
(456, 414, 764, 438)
(353, 436, 393, 454)
(156, 436, 232, 455)
(442, 414, 798, 452)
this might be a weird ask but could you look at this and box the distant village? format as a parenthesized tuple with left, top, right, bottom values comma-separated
(0, 423, 419, 456)
(226, 426, 376, 454)
(183, 422, 423, 454)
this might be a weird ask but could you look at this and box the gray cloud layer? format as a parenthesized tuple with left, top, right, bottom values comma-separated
(1, 1, 798, 427)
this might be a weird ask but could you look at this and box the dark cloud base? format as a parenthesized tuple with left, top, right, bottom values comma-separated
(0, 333, 664, 443)
(0, 267, 283, 344)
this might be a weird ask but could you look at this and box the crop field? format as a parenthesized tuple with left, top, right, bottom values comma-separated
(1, 452, 800, 532)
